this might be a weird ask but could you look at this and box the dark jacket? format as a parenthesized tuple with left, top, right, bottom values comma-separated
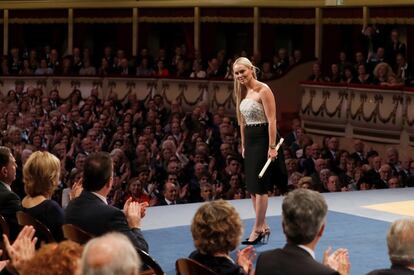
(367, 264, 414, 275)
(0, 182, 21, 240)
(256, 243, 339, 275)
(65, 190, 148, 252)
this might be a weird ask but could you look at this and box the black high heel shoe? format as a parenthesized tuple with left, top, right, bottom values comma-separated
(241, 231, 266, 245)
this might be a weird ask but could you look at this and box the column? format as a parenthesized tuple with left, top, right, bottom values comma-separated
(253, 7, 260, 54)
(132, 8, 138, 56)
(194, 7, 200, 52)
(68, 9, 73, 55)
(363, 6, 369, 30)
(3, 10, 9, 56)
(315, 8, 323, 61)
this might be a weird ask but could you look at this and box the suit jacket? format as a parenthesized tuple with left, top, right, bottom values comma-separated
(350, 151, 367, 165)
(0, 182, 21, 240)
(367, 264, 414, 275)
(256, 243, 339, 275)
(65, 191, 148, 252)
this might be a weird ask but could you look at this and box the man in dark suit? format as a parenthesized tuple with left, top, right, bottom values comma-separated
(350, 139, 367, 166)
(65, 152, 149, 252)
(284, 118, 301, 147)
(156, 181, 181, 206)
(322, 137, 339, 165)
(367, 218, 414, 275)
(256, 189, 350, 275)
(0, 146, 21, 241)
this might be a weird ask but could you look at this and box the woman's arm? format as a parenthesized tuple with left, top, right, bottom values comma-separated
(260, 85, 277, 146)
(240, 123, 245, 158)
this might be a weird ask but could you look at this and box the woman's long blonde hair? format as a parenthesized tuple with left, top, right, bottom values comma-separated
(233, 57, 258, 125)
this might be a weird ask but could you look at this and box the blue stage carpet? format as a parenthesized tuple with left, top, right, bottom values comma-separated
(143, 211, 390, 275)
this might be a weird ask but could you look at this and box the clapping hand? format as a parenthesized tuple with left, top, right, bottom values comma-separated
(323, 247, 350, 275)
(237, 246, 256, 275)
(3, 225, 37, 274)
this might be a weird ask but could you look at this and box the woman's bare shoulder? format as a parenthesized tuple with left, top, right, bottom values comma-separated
(256, 82, 273, 96)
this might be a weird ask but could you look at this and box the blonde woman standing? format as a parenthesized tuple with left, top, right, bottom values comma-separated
(233, 57, 286, 245)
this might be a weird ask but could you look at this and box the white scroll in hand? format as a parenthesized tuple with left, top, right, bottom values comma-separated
(258, 138, 284, 178)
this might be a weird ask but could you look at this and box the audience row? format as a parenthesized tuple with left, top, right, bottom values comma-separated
(1, 45, 303, 81)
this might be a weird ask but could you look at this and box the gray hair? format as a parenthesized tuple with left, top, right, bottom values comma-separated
(81, 232, 141, 275)
(282, 189, 327, 244)
(387, 218, 414, 265)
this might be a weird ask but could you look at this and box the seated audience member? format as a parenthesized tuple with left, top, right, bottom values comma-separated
(288, 171, 302, 190)
(326, 174, 341, 192)
(356, 64, 373, 84)
(136, 58, 155, 77)
(20, 241, 83, 275)
(81, 232, 141, 275)
(376, 164, 391, 189)
(350, 139, 367, 165)
(367, 218, 414, 275)
(155, 60, 169, 77)
(255, 189, 350, 275)
(22, 151, 64, 241)
(61, 168, 83, 209)
(200, 182, 214, 202)
(325, 63, 341, 83)
(307, 63, 324, 82)
(386, 147, 401, 176)
(79, 59, 96, 76)
(124, 177, 151, 205)
(190, 200, 255, 275)
(388, 176, 401, 189)
(284, 118, 301, 147)
(298, 176, 313, 190)
(395, 53, 413, 86)
(157, 181, 181, 205)
(342, 66, 358, 84)
(372, 62, 392, 85)
(0, 146, 21, 241)
(190, 60, 207, 79)
(65, 152, 149, 252)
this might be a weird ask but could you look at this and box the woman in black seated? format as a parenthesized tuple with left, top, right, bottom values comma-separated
(325, 63, 341, 83)
(342, 65, 358, 84)
(22, 151, 64, 241)
(356, 64, 373, 84)
(190, 200, 255, 275)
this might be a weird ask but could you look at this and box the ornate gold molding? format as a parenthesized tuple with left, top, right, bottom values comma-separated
(201, 16, 253, 23)
(371, 17, 414, 24)
(9, 18, 67, 24)
(260, 17, 315, 24)
(0, 0, 326, 10)
(75, 17, 132, 24)
(322, 18, 363, 24)
(138, 16, 193, 23)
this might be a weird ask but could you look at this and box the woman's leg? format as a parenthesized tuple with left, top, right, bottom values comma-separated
(247, 193, 268, 240)
(254, 193, 268, 232)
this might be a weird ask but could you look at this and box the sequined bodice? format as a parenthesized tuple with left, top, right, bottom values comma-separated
(240, 98, 267, 125)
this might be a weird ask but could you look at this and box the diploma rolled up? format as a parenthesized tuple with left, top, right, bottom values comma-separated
(258, 138, 284, 178)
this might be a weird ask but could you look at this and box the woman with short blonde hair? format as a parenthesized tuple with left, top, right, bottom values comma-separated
(24, 151, 60, 197)
(22, 151, 64, 241)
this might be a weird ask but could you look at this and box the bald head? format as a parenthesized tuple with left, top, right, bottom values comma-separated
(82, 233, 141, 275)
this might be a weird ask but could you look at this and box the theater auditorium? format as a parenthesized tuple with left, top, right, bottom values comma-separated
(1, 0, 414, 274)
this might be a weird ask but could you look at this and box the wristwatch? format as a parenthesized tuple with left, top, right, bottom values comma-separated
(269, 144, 277, 149)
